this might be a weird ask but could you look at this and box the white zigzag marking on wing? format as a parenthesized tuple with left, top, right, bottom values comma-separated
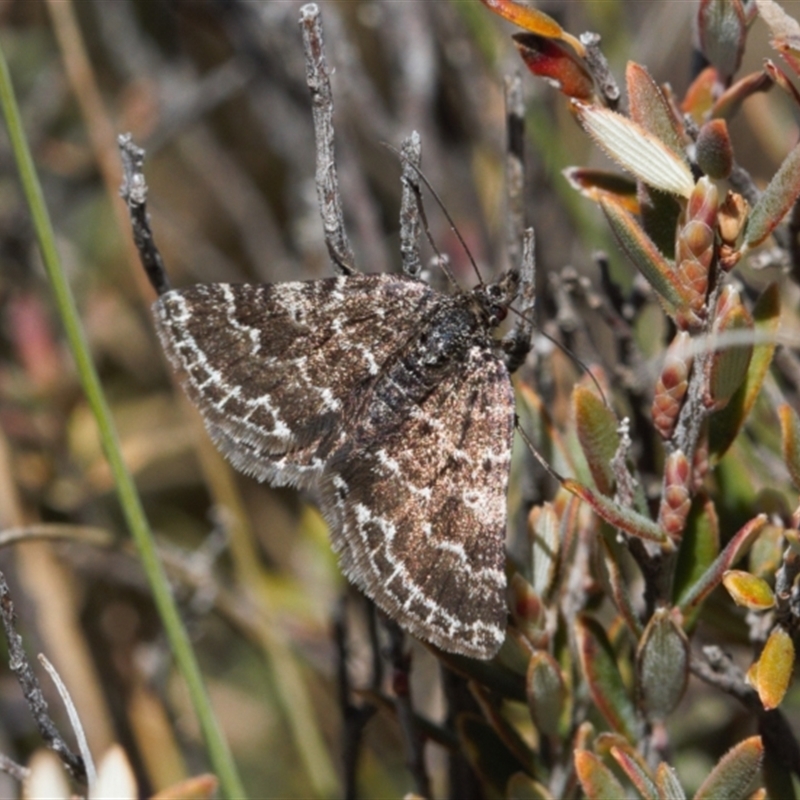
(343, 498, 505, 643)
(222, 285, 262, 355)
(164, 293, 294, 441)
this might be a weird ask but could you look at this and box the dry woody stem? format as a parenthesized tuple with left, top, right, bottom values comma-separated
(0, 570, 86, 784)
(300, 3, 356, 276)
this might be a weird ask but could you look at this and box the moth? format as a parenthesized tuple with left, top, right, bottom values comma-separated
(153, 260, 532, 659)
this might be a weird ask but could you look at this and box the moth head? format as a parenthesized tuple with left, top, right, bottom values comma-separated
(478, 269, 520, 327)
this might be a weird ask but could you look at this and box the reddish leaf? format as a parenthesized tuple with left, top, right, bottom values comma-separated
(563, 167, 639, 212)
(627, 62, 686, 161)
(682, 65, 720, 123)
(574, 750, 627, 800)
(608, 740, 659, 800)
(763, 60, 800, 107)
(479, 0, 584, 54)
(513, 34, 595, 100)
(657, 450, 692, 542)
(563, 478, 671, 547)
(710, 70, 773, 119)
(679, 515, 768, 614)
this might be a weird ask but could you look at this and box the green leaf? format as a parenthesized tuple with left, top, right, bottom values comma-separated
(710, 283, 780, 460)
(576, 615, 639, 741)
(698, 0, 747, 80)
(574, 385, 620, 495)
(526, 651, 566, 738)
(458, 713, 528, 797)
(530, 503, 561, 599)
(601, 535, 643, 637)
(563, 478, 671, 547)
(707, 289, 754, 410)
(600, 196, 685, 313)
(636, 609, 690, 720)
(744, 139, 800, 247)
(673, 496, 720, 610)
(657, 762, 688, 800)
(507, 772, 555, 800)
(778, 403, 800, 491)
(693, 736, 764, 800)
(574, 750, 627, 800)
(679, 515, 768, 614)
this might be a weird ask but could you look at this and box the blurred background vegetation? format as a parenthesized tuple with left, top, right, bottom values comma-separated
(0, 1, 798, 798)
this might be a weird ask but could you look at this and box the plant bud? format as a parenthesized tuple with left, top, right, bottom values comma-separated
(652, 331, 693, 440)
(658, 450, 692, 541)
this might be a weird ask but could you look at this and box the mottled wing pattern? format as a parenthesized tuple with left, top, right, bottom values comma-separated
(154, 274, 438, 487)
(319, 345, 514, 659)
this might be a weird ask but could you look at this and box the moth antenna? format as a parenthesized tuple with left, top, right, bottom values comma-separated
(385, 142, 485, 288)
(515, 421, 566, 485)
(408, 177, 460, 291)
(506, 305, 609, 406)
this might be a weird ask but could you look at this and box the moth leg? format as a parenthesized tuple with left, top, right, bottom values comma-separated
(502, 227, 536, 374)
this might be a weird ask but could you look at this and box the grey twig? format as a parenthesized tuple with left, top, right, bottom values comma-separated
(399, 132, 423, 279)
(335, 594, 377, 800)
(692, 647, 800, 779)
(385, 621, 431, 800)
(0, 753, 29, 784)
(504, 72, 525, 272)
(118, 134, 171, 296)
(0, 570, 86, 784)
(503, 228, 536, 374)
(39, 655, 97, 788)
(579, 32, 620, 108)
(299, 3, 357, 276)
